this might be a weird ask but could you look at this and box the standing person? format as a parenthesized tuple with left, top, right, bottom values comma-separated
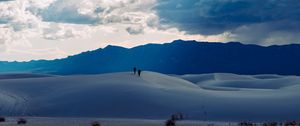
(179, 113, 184, 120)
(138, 70, 141, 76)
(133, 67, 137, 75)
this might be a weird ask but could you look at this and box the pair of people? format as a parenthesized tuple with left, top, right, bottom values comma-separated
(133, 67, 142, 76)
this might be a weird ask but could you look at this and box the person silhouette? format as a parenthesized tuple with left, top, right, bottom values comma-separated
(133, 67, 137, 75)
(138, 70, 141, 76)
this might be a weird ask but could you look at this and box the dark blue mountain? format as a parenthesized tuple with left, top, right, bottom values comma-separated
(1, 40, 300, 75)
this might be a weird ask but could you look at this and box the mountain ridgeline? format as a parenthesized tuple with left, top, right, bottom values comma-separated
(1, 40, 300, 75)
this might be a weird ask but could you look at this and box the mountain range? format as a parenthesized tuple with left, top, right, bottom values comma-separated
(1, 40, 300, 75)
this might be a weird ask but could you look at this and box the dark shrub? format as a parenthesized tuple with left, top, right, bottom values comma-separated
(0, 117, 5, 122)
(91, 121, 101, 126)
(17, 118, 27, 125)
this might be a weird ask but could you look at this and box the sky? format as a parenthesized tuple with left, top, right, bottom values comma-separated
(0, 0, 299, 61)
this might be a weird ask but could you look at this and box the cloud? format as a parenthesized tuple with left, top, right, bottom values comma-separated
(0, 27, 10, 49)
(156, 0, 300, 44)
(38, 0, 100, 24)
(0, 37, 7, 52)
(0, 0, 13, 1)
(0, 0, 164, 44)
(1, 47, 68, 61)
(36, 0, 156, 25)
(26, 0, 159, 36)
(0, 0, 43, 52)
(126, 25, 144, 35)
(0, 0, 97, 42)
(0, 0, 41, 30)
(227, 20, 300, 45)
(0, 0, 166, 48)
(43, 23, 92, 40)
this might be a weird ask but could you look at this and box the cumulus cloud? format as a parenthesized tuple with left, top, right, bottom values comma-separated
(0, 0, 42, 52)
(39, 0, 100, 24)
(0, 0, 161, 42)
(0, 27, 11, 48)
(0, 0, 13, 1)
(126, 25, 144, 35)
(156, 0, 300, 45)
(0, 33, 8, 52)
(36, 0, 156, 25)
(35, 0, 163, 35)
(0, 0, 41, 30)
(43, 23, 93, 40)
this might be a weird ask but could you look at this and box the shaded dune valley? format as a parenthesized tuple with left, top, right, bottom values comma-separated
(1, 71, 300, 125)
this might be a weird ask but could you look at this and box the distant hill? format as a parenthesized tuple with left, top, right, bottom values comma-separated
(1, 40, 300, 75)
